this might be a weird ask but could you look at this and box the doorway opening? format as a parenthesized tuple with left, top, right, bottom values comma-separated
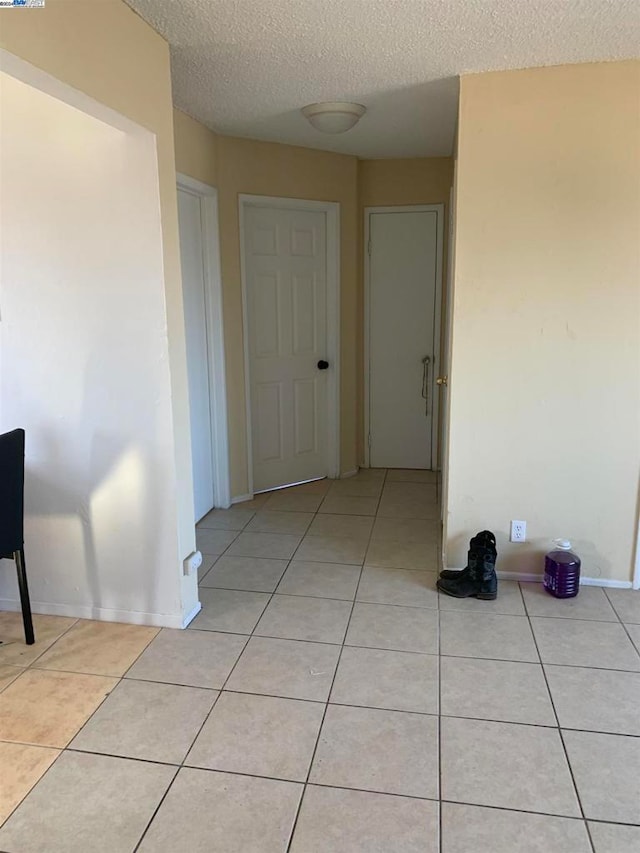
(364, 205, 445, 472)
(239, 195, 340, 496)
(177, 174, 230, 520)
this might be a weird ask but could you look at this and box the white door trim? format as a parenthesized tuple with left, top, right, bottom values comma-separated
(177, 173, 231, 508)
(239, 194, 341, 497)
(364, 204, 445, 469)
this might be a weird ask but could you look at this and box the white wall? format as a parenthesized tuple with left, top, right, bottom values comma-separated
(0, 70, 190, 626)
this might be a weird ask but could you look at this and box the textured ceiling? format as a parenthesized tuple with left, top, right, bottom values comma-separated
(127, 0, 639, 158)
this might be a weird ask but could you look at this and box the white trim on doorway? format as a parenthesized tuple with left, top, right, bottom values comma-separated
(239, 194, 341, 498)
(177, 173, 231, 508)
(363, 204, 445, 470)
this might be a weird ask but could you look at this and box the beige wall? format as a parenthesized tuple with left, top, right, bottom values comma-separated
(448, 60, 640, 582)
(1, 0, 197, 621)
(174, 108, 218, 187)
(357, 158, 454, 463)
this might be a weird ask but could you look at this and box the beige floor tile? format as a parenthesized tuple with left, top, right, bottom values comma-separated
(531, 618, 640, 670)
(441, 611, 538, 662)
(326, 478, 384, 497)
(546, 665, 640, 735)
(0, 742, 60, 825)
(310, 704, 438, 798)
(346, 602, 438, 653)
(233, 494, 271, 510)
(589, 821, 640, 853)
(225, 636, 340, 701)
(198, 555, 217, 582)
(226, 531, 302, 559)
(357, 567, 439, 608)
(386, 468, 438, 484)
(0, 664, 24, 692)
(0, 669, 117, 748)
(365, 540, 439, 570)
(255, 594, 352, 643)
(521, 583, 618, 621)
(371, 516, 440, 542)
(331, 646, 438, 713)
(33, 620, 158, 677)
(276, 560, 361, 600)
(442, 803, 591, 853)
(189, 587, 270, 633)
(377, 482, 439, 519)
(319, 494, 380, 516)
(627, 623, 640, 654)
(70, 679, 216, 764)
(295, 535, 368, 565)
(245, 510, 314, 535)
(186, 692, 324, 781)
(197, 507, 255, 530)
(0, 751, 174, 853)
(441, 657, 555, 725)
(125, 628, 247, 689)
(439, 580, 525, 615)
(200, 555, 288, 592)
(441, 717, 580, 817)
(290, 786, 439, 853)
(138, 768, 302, 853)
(605, 589, 640, 624)
(195, 527, 239, 555)
(0, 613, 77, 667)
(262, 492, 323, 512)
(564, 730, 640, 823)
(308, 513, 374, 539)
(284, 479, 332, 496)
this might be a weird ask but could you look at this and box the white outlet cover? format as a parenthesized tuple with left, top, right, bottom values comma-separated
(510, 520, 527, 543)
(183, 550, 203, 576)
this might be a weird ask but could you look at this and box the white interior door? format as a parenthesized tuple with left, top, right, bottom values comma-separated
(244, 205, 328, 493)
(178, 187, 214, 520)
(368, 209, 439, 469)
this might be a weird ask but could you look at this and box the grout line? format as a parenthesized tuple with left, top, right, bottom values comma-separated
(284, 482, 379, 852)
(521, 581, 597, 853)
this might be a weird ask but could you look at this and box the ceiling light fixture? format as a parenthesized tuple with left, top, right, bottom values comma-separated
(301, 101, 366, 134)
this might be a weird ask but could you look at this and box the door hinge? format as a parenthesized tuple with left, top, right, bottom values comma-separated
(367, 433, 372, 447)
(367, 240, 371, 256)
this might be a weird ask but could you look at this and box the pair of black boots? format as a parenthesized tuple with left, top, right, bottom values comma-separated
(437, 530, 498, 600)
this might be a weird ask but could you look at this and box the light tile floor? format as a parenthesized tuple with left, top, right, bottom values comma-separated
(1, 470, 640, 851)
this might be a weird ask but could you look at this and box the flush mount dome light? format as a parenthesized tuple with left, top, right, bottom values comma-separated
(301, 101, 366, 134)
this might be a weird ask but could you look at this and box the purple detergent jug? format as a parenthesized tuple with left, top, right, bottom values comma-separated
(543, 540, 581, 599)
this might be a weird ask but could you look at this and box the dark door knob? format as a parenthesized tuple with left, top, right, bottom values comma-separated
(317, 360, 329, 370)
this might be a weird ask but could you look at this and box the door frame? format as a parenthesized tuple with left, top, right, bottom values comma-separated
(239, 194, 341, 496)
(363, 204, 445, 469)
(177, 173, 231, 509)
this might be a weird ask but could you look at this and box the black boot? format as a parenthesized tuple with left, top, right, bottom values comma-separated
(437, 545, 498, 600)
(439, 530, 496, 580)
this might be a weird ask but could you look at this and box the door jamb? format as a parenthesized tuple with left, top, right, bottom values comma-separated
(363, 204, 445, 469)
(177, 173, 231, 509)
(239, 194, 341, 497)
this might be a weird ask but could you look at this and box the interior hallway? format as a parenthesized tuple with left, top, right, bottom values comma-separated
(0, 470, 639, 851)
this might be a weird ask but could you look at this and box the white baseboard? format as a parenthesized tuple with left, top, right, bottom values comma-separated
(444, 570, 633, 589)
(579, 576, 633, 589)
(0, 598, 187, 629)
(181, 600, 202, 628)
(231, 493, 253, 505)
(340, 469, 359, 479)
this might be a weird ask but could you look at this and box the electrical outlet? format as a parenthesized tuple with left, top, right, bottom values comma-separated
(510, 520, 526, 543)
(183, 550, 203, 577)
